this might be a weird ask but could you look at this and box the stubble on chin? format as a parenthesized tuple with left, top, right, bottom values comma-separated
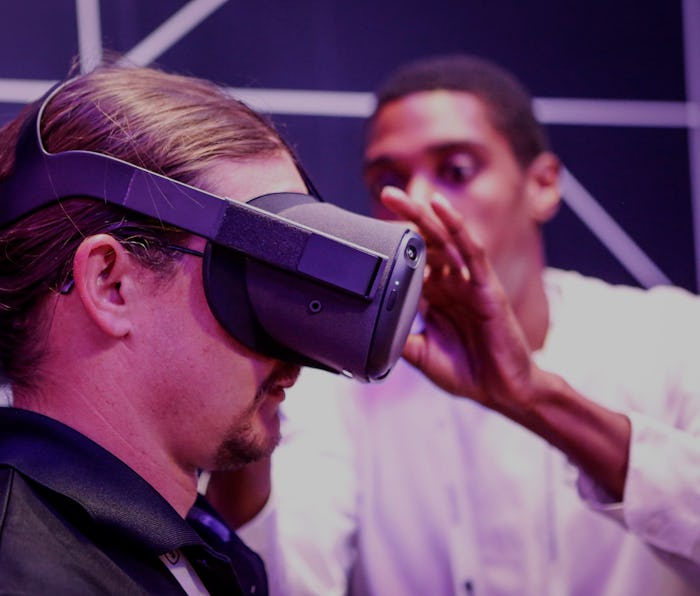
(212, 372, 285, 470)
(213, 420, 280, 470)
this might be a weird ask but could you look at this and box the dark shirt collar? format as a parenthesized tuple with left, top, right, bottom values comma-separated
(0, 407, 207, 556)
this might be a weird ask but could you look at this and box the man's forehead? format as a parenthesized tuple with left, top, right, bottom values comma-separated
(366, 90, 497, 157)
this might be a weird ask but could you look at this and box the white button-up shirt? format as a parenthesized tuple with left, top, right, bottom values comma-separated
(240, 269, 700, 595)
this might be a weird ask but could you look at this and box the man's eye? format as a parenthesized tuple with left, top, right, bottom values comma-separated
(437, 155, 479, 185)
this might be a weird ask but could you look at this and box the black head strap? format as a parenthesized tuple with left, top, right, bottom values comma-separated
(0, 80, 387, 298)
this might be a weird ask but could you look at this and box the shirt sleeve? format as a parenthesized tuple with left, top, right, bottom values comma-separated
(577, 411, 700, 575)
(623, 411, 700, 562)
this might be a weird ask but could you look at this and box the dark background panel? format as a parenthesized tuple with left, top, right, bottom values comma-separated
(0, 0, 78, 79)
(547, 125, 695, 290)
(100, 1, 191, 52)
(141, 1, 686, 100)
(544, 204, 651, 289)
(0, 104, 25, 129)
(0, 1, 694, 294)
(272, 114, 368, 210)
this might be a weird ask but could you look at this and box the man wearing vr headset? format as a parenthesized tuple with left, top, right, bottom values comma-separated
(207, 55, 700, 595)
(0, 62, 425, 593)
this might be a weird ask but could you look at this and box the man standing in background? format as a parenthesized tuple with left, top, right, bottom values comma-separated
(207, 54, 700, 595)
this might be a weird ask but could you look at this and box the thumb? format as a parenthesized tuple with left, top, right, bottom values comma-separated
(401, 333, 426, 369)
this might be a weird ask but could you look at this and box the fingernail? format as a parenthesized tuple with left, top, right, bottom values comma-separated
(382, 185, 404, 200)
(431, 193, 451, 208)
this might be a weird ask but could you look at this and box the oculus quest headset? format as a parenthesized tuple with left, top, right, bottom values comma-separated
(0, 81, 425, 382)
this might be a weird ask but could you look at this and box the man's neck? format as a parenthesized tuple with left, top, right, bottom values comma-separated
(13, 388, 199, 518)
(501, 238, 550, 352)
(515, 274, 550, 352)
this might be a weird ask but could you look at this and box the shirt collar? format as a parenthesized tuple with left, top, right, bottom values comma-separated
(0, 407, 207, 556)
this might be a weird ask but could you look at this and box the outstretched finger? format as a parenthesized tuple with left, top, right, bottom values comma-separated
(381, 187, 450, 247)
(429, 197, 492, 287)
(381, 187, 464, 271)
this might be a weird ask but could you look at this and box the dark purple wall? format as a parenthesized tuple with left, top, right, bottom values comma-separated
(0, 1, 693, 291)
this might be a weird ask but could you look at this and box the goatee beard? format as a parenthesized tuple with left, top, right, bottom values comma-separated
(212, 364, 297, 469)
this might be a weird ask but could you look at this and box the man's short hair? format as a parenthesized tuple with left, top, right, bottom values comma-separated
(372, 54, 549, 168)
(0, 63, 288, 391)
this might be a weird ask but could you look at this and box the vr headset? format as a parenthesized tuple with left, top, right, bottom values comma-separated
(0, 82, 425, 382)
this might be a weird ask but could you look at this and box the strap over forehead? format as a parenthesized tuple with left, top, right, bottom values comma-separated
(0, 79, 387, 299)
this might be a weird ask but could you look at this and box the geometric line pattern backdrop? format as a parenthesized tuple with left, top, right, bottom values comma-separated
(0, 0, 696, 292)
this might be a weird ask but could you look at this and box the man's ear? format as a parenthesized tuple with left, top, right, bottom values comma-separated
(524, 151, 561, 224)
(71, 234, 135, 338)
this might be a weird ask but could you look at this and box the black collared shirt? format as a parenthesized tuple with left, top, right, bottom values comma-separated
(0, 407, 267, 595)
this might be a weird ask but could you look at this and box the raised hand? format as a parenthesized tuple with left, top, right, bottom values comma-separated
(381, 185, 630, 497)
(381, 185, 542, 418)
